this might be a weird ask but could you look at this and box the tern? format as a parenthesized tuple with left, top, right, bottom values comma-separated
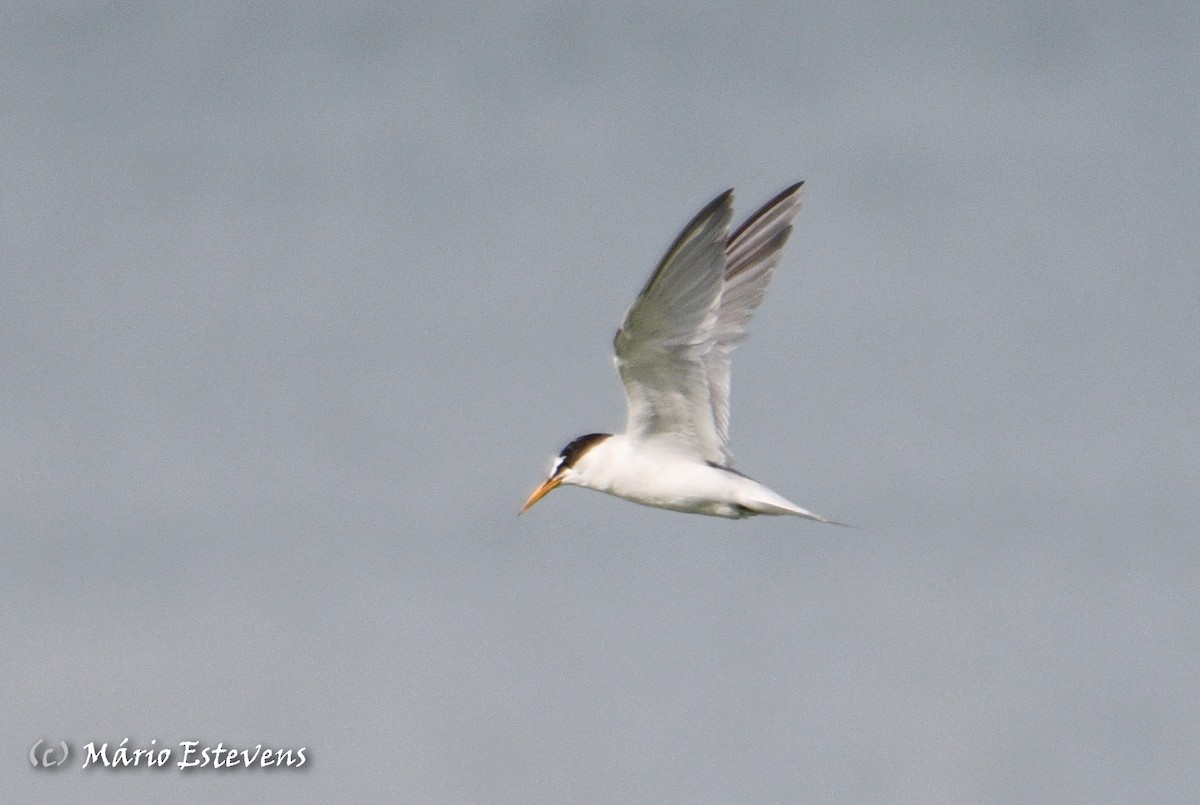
(521, 182, 837, 521)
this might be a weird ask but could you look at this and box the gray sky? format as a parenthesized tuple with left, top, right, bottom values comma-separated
(5, 2, 1198, 802)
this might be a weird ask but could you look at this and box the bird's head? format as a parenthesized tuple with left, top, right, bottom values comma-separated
(519, 432, 611, 514)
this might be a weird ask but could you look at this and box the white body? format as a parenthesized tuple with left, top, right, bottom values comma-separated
(565, 434, 829, 520)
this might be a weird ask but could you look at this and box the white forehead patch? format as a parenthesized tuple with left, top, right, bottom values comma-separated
(548, 456, 565, 475)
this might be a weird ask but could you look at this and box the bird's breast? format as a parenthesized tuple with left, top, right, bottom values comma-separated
(595, 448, 751, 516)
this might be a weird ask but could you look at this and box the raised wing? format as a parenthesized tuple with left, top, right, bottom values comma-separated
(613, 184, 803, 466)
(614, 190, 732, 463)
(705, 182, 804, 462)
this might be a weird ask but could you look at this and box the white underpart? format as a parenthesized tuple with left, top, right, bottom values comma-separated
(562, 434, 832, 520)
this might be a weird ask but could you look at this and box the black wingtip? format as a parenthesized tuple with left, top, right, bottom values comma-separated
(727, 181, 805, 245)
(694, 188, 735, 224)
(770, 180, 805, 205)
(634, 187, 736, 299)
(703, 187, 736, 215)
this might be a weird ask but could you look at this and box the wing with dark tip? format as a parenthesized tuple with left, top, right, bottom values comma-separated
(612, 183, 803, 465)
(705, 182, 804, 462)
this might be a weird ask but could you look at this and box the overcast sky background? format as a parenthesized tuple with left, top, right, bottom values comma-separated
(4, 2, 1198, 802)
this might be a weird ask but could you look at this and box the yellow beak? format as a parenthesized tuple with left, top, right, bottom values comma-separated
(519, 475, 563, 514)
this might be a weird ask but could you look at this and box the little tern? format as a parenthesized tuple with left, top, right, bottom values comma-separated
(521, 182, 836, 521)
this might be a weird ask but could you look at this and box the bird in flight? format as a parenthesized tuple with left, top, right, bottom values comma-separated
(521, 182, 837, 521)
